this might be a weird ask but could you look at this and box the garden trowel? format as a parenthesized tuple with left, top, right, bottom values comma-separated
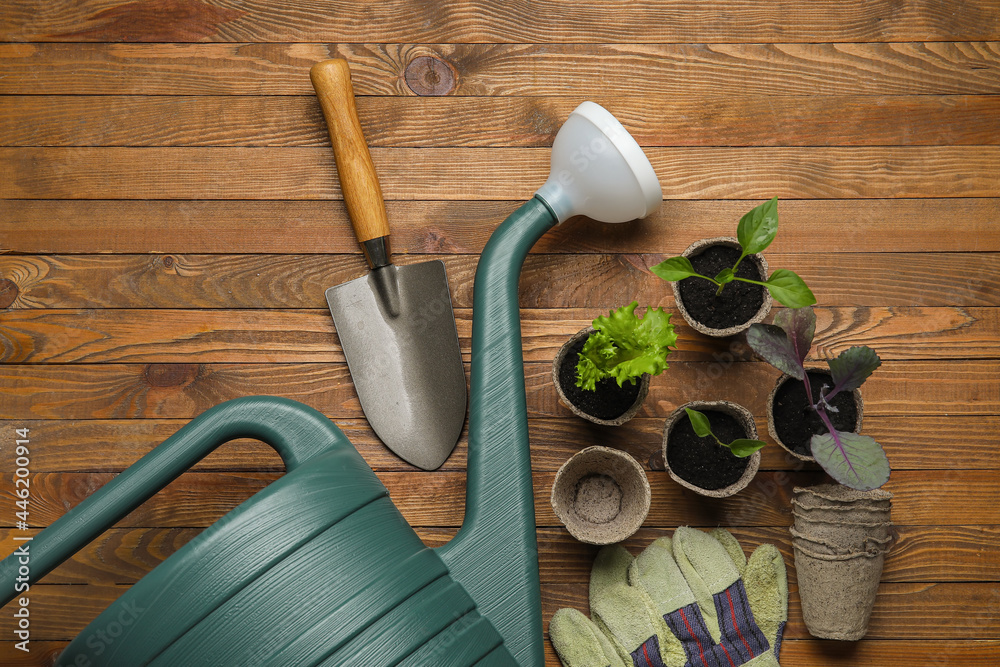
(311, 58, 467, 470)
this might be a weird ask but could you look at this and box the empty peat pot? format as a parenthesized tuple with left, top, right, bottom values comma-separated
(552, 327, 650, 426)
(551, 446, 651, 545)
(662, 400, 761, 498)
(671, 237, 772, 337)
(791, 484, 894, 641)
(767, 370, 864, 461)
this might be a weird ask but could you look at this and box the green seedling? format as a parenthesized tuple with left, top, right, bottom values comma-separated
(746, 306, 890, 490)
(575, 301, 677, 391)
(650, 197, 816, 308)
(684, 407, 767, 458)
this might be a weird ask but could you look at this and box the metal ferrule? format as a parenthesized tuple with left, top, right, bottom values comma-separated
(361, 236, 391, 269)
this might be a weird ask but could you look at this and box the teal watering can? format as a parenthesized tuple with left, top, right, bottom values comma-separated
(1, 102, 661, 666)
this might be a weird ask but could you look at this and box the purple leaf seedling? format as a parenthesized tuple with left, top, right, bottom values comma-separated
(747, 306, 890, 490)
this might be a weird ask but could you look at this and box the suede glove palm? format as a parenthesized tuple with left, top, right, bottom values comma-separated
(550, 527, 788, 667)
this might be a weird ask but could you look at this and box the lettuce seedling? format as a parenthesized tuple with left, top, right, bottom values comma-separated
(684, 407, 767, 458)
(650, 197, 816, 308)
(575, 301, 677, 391)
(746, 306, 890, 490)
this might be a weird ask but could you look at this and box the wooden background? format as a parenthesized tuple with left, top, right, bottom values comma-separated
(1, 1, 999, 665)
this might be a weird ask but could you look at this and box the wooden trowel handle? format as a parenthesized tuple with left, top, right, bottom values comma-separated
(311, 59, 390, 250)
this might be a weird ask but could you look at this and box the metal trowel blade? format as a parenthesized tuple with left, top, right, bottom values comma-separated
(326, 260, 467, 470)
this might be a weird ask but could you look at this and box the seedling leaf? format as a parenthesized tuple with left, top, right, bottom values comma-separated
(810, 430, 891, 491)
(763, 269, 816, 308)
(746, 324, 806, 380)
(684, 407, 766, 457)
(576, 301, 677, 391)
(729, 439, 768, 458)
(773, 306, 816, 367)
(715, 268, 736, 285)
(828, 346, 882, 395)
(650, 256, 701, 282)
(685, 408, 712, 437)
(737, 196, 779, 255)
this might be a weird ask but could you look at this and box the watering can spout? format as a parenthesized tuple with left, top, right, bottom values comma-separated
(437, 195, 558, 666)
(440, 102, 661, 665)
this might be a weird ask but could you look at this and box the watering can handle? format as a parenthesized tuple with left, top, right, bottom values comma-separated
(0, 396, 352, 606)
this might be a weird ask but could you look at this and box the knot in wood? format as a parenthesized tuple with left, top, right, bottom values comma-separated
(404, 56, 456, 96)
(162, 255, 175, 269)
(145, 363, 200, 388)
(0, 279, 18, 309)
(647, 449, 666, 471)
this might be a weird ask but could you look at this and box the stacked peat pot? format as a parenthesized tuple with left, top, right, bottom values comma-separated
(790, 484, 894, 641)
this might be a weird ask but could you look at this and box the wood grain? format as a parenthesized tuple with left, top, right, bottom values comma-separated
(3, 146, 1000, 200)
(2, 253, 998, 310)
(2, 307, 997, 364)
(1, 2, 998, 664)
(309, 58, 391, 245)
(4, 95, 1000, 148)
(3, 413, 998, 474)
(3, 525, 995, 587)
(0, 360, 997, 420)
(543, 581, 1000, 640)
(2, 581, 996, 641)
(4, 641, 1000, 667)
(3, 1, 999, 43)
(2, 43, 999, 97)
(6, 469, 999, 529)
(4, 199, 999, 255)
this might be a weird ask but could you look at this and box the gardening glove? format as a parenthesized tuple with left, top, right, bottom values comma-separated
(549, 527, 788, 667)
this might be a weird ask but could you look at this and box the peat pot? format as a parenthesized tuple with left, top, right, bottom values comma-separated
(791, 484, 894, 641)
(552, 327, 650, 426)
(662, 400, 761, 498)
(551, 445, 652, 545)
(671, 237, 772, 337)
(767, 370, 864, 461)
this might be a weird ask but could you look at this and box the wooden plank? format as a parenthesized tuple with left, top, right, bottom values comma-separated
(777, 639, 1000, 666)
(5, 469, 999, 528)
(3, 1, 999, 43)
(4, 146, 1000, 200)
(2, 43, 999, 97)
(4, 641, 1000, 667)
(4, 525, 995, 587)
(4, 95, 1000, 148)
(2, 581, 996, 641)
(4, 199, 999, 255)
(2, 253, 998, 309)
(2, 307, 997, 364)
(534, 526, 1000, 586)
(542, 582, 1000, 640)
(3, 413, 997, 475)
(0, 360, 997, 420)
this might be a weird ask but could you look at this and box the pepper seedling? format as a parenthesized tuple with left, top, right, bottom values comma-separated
(684, 407, 767, 458)
(650, 197, 816, 308)
(746, 306, 890, 490)
(575, 301, 677, 391)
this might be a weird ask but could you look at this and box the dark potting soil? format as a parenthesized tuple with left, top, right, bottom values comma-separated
(667, 409, 750, 490)
(558, 336, 641, 421)
(677, 244, 766, 330)
(772, 371, 860, 457)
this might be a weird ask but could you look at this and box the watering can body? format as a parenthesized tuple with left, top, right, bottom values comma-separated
(1, 199, 559, 667)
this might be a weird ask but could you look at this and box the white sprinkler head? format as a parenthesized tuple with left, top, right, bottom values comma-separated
(535, 101, 662, 224)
